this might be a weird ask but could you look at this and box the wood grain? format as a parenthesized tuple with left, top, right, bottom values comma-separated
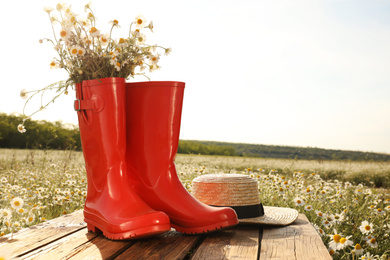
(260, 214, 331, 260)
(191, 226, 260, 260)
(0, 209, 85, 258)
(2, 211, 331, 260)
(115, 230, 201, 260)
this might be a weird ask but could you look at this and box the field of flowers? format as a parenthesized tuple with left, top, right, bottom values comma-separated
(1, 149, 389, 259)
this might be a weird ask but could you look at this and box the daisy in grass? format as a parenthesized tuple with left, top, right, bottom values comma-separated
(313, 223, 326, 237)
(0, 209, 12, 220)
(359, 221, 374, 235)
(315, 210, 325, 218)
(374, 208, 385, 215)
(360, 252, 378, 260)
(333, 213, 344, 224)
(335, 235, 353, 250)
(304, 205, 313, 211)
(365, 237, 378, 248)
(322, 219, 332, 228)
(328, 229, 343, 250)
(293, 197, 305, 206)
(353, 243, 364, 256)
(10, 197, 24, 210)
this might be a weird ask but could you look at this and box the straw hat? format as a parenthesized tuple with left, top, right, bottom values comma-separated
(191, 174, 299, 226)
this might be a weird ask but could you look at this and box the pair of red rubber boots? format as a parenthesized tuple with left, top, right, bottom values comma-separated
(75, 77, 238, 240)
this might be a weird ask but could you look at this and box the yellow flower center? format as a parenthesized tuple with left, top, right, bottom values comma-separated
(297, 200, 301, 204)
(137, 18, 143, 25)
(377, 208, 382, 212)
(365, 225, 371, 231)
(329, 249, 335, 255)
(90, 27, 98, 33)
(333, 234, 341, 243)
(138, 37, 144, 42)
(14, 201, 20, 207)
(355, 244, 362, 250)
(340, 237, 346, 244)
(60, 31, 67, 37)
(18, 208, 24, 213)
(306, 188, 311, 192)
(113, 19, 118, 25)
(318, 213, 323, 216)
(119, 38, 125, 44)
(370, 238, 376, 244)
(116, 62, 120, 67)
(29, 217, 33, 222)
(78, 49, 84, 55)
(72, 49, 78, 55)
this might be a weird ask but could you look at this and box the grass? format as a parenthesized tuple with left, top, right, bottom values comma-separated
(1, 149, 389, 259)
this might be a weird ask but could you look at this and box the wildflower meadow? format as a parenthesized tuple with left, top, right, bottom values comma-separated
(1, 149, 389, 259)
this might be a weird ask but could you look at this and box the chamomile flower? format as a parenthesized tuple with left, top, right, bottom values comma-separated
(149, 54, 160, 65)
(59, 27, 72, 40)
(353, 243, 364, 256)
(304, 205, 313, 211)
(328, 229, 343, 250)
(10, 197, 24, 210)
(359, 221, 374, 235)
(134, 15, 147, 28)
(49, 60, 59, 69)
(20, 89, 28, 99)
(315, 210, 325, 218)
(333, 213, 344, 224)
(43, 7, 54, 14)
(27, 214, 35, 225)
(360, 252, 377, 260)
(100, 34, 110, 46)
(0, 209, 12, 220)
(336, 235, 354, 250)
(89, 27, 100, 37)
(374, 208, 384, 215)
(109, 19, 120, 28)
(117, 38, 127, 49)
(293, 197, 305, 206)
(147, 21, 154, 32)
(69, 46, 79, 57)
(77, 47, 85, 56)
(136, 33, 146, 45)
(366, 237, 378, 248)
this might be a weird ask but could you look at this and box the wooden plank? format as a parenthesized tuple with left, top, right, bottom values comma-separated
(260, 214, 331, 260)
(64, 234, 134, 260)
(0, 210, 85, 258)
(190, 226, 260, 260)
(19, 228, 99, 260)
(115, 230, 201, 260)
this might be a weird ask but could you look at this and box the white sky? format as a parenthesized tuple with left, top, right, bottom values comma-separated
(1, 0, 390, 153)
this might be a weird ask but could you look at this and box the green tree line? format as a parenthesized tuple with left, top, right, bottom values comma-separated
(1, 113, 389, 161)
(0, 113, 80, 150)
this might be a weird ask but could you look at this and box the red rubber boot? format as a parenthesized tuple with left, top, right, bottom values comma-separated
(75, 77, 171, 240)
(125, 81, 238, 234)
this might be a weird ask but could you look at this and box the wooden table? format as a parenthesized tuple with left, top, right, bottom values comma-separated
(1, 210, 331, 260)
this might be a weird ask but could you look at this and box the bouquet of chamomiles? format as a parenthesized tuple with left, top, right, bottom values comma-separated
(18, 2, 170, 133)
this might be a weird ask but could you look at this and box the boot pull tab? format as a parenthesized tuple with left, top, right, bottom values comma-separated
(74, 95, 105, 113)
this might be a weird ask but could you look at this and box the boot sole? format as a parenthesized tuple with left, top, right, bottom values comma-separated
(85, 219, 171, 240)
(171, 218, 239, 235)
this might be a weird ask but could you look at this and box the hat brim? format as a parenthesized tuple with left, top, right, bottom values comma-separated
(238, 206, 299, 226)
